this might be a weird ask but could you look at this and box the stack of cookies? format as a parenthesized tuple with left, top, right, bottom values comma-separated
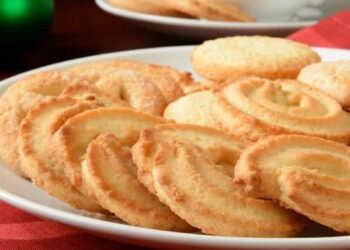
(107, 0, 255, 22)
(1, 36, 350, 237)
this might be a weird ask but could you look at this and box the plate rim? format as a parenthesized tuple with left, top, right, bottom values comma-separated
(1, 186, 350, 249)
(1, 45, 350, 249)
(0, 46, 195, 86)
(2, 45, 350, 84)
(95, 0, 316, 29)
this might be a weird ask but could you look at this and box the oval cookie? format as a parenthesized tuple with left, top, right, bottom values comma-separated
(192, 36, 320, 84)
(298, 60, 350, 109)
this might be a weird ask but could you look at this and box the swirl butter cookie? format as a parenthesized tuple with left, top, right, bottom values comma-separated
(0, 71, 88, 176)
(235, 135, 350, 234)
(298, 60, 350, 109)
(192, 36, 320, 84)
(163, 0, 254, 22)
(133, 124, 250, 194)
(94, 71, 166, 115)
(60, 83, 129, 107)
(82, 133, 192, 231)
(62, 73, 167, 115)
(132, 124, 306, 236)
(213, 77, 350, 142)
(67, 59, 193, 103)
(19, 97, 105, 212)
(57, 108, 192, 230)
(58, 108, 166, 191)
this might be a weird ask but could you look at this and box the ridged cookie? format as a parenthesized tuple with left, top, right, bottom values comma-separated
(60, 83, 129, 107)
(235, 134, 350, 233)
(58, 107, 166, 192)
(298, 60, 350, 109)
(106, 0, 185, 16)
(213, 77, 350, 142)
(133, 124, 250, 194)
(163, 0, 254, 22)
(67, 59, 192, 103)
(19, 97, 104, 212)
(57, 107, 192, 230)
(82, 133, 193, 231)
(95, 70, 166, 115)
(0, 71, 88, 176)
(192, 36, 320, 84)
(132, 124, 306, 236)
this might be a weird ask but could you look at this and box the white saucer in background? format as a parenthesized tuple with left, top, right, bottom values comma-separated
(95, 0, 348, 39)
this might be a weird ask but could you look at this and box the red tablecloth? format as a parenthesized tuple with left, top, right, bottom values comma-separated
(0, 202, 149, 249)
(0, 10, 349, 250)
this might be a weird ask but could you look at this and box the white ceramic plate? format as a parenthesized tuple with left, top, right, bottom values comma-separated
(1, 46, 350, 250)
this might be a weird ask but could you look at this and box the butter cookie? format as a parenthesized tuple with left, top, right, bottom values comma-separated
(0, 71, 88, 176)
(164, 0, 254, 22)
(19, 97, 105, 212)
(133, 124, 306, 236)
(235, 134, 350, 234)
(192, 36, 320, 84)
(67, 59, 192, 103)
(82, 133, 192, 231)
(213, 77, 350, 142)
(298, 60, 350, 109)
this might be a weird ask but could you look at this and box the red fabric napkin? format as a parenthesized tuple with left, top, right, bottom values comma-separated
(0, 201, 150, 249)
(288, 10, 350, 48)
(1, 10, 350, 250)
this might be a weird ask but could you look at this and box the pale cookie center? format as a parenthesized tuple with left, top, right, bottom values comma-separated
(207, 146, 239, 178)
(262, 147, 350, 180)
(251, 82, 329, 117)
(269, 86, 302, 107)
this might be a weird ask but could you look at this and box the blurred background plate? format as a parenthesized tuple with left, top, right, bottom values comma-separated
(95, 0, 349, 39)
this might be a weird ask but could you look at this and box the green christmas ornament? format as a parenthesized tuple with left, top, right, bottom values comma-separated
(0, 0, 54, 46)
